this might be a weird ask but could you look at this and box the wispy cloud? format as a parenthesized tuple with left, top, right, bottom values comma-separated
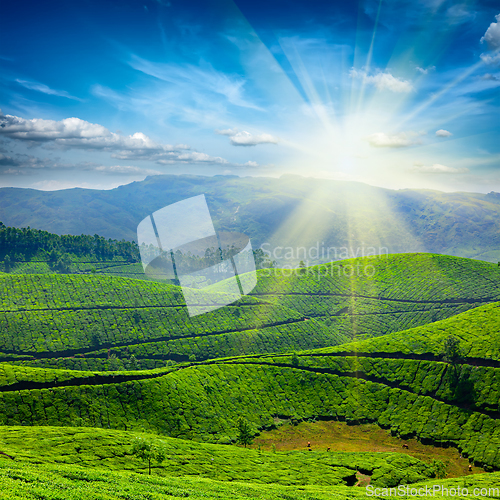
(366, 131, 423, 148)
(435, 129, 452, 137)
(445, 4, 476, 25)
(481, 73, 499, 81)
(128, 55, 263, 110)
(410, 163, 468, 174)
(15, 79, 81, 100)
(93, 165, 162, 175)
(0, 153, 163, 176)
(350, 69, 414, 93)
(416, 66, 435, 75)
(215, 128, 239, 136)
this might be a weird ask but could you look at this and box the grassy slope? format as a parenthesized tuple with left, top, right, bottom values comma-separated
(0, 426, 440, 488)
(1, 304, 500, 467)
(0, 273, 343, 370)
(3, 253, 500, 371)
(2, 459, 500, 500)
(250, 253, 500, 339)
(324, 301, 500, 361)
(8, 258, 147, 281)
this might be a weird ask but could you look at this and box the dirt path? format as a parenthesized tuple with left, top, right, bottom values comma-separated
(252, 419, 486, 478)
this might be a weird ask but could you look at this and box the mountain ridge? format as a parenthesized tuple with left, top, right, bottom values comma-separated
(1, 174, 499, 263)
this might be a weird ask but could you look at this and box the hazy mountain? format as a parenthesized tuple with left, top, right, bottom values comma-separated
(0, 174, 499, 263)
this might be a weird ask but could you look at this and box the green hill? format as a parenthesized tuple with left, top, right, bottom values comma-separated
(249, 253, 500, 339)
(2, 253, 500, 371)
(0, 426, 441, 488)
(1, 453, 499, 500)
(1, 303, 500, 469)
(0, 273, 344, 371)
(325, 301, 500, 362)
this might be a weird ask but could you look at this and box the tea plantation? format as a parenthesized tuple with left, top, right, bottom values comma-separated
(0, 303, 499, 470)
(1, 252, 500, 499)
(249, 253, 500, 339)
(0, 273, 345, 370)
(2, 252, 500, 372)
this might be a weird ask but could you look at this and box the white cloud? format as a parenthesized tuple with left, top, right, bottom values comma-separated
(435, 129, 453, 137)
(480, 52, 500, 65)
(93, 165, 162, 175)
(0, 111, 110, 142)
(244, 161, 259, 167)
(480, 14, 500, 65)
(410, 163, 468, 174)
(229, 131, 278, 146)
(481, 14, 500, 50)
(15, 79, 80, 100)
(0, 110, 229, 165)
(350, 69, 413, 93)
(416, 66, 435, 75)
(157, 151, 228, 164)
(214, 127, 278, 146)
(366, 131, 422, 148)
(215, 128, 239, 136)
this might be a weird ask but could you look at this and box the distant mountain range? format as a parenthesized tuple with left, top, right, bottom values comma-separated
(0, 174, 499, 263)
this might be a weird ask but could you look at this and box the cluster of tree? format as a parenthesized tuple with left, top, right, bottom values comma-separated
(253, 248, 276, 269)
(0, 222, 140, 270)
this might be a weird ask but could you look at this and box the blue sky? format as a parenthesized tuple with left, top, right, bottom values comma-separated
(0, 0, 499, 192)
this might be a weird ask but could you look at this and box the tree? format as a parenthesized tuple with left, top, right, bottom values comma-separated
(108, 353, 123, 371)
(442, 335, 462, 364)
(252, 249, 276, 269)
(431, 459, 447, 479)
(236, 416, 254, 448)
(127, 354, 139, 370)
(55, 253, 72, 273)
(291, 352, 300, 367)
(90, 331, 101, 349)
(298, 260, 306, 274)
(131, 437, 166, 475)
(3, 254, 11, 273)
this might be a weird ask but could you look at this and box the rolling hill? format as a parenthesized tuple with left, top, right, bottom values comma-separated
(1, 448, 499, 500)
(1, 251, 500, 498)
(2, 252, 500, 372)
(0, 273, 341, 371)
(1, 300, 500, 472)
